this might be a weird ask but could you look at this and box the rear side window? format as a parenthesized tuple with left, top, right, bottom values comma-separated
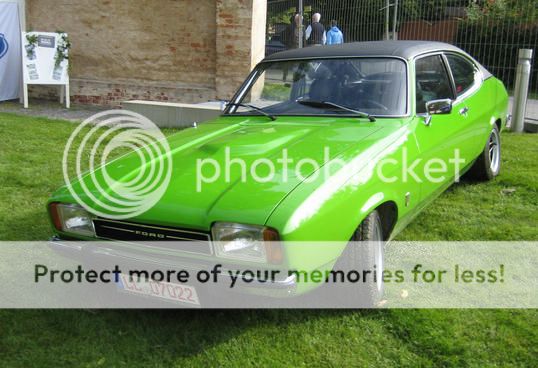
(445, 54, 479, 96)
(415, 55, 453, 114)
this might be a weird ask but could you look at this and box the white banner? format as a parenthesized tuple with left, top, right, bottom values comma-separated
(0, 241, 536, 308)
(0, 2, 21, 101)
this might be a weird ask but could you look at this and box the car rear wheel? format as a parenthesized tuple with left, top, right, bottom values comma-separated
(333, 210, 385, 307)
(466, 124, 501, 181)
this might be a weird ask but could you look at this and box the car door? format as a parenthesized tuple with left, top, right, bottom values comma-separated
(444, 52, 491, 159)
(412, 53, 477, 204)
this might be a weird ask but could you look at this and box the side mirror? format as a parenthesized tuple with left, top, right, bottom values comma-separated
(421, 99, 453, 126)
(426, 99, 453, 115)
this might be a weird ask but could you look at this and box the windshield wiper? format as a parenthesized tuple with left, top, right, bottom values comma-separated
(296, 100, 376, 122)
(226, 102, 277, 121)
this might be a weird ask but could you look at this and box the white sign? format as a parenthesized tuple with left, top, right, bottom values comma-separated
(0, 2, 22, 101)
(22, 31, 70, 108)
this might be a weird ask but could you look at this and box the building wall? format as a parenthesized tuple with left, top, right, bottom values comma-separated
(26, 0, 266, 105)
(399, 20, 458, 44)
(215, 0, 266, 100)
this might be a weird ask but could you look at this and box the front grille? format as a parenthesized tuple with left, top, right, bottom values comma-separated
(93, 218, 212, 255)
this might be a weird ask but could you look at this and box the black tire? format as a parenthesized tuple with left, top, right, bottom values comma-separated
(466, 124, 501, 181)
(333, 210, 385, 307)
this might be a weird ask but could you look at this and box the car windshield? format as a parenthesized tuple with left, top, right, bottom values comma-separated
(226, 57, 407, 117)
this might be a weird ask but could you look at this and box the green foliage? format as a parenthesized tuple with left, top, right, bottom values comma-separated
(24, 34, 38, 59)
(25, 34, 38, 46)
(456, 0, 538, 90)
(400, 0, 455, 21)
(267, 6, 296, 27)
(54, 33, 71, 69)
(465, 0, 538, 23)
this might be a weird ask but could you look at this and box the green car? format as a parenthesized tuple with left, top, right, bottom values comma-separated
(48, 41, 508, 304)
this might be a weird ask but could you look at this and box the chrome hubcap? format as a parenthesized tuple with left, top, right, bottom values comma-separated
(373, 224, 384, 294)
(488, 129, 500, 173)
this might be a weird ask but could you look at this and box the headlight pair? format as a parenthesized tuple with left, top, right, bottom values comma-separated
(48, 203, 283, 264)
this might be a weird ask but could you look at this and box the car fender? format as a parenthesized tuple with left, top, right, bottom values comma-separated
(265, 125, 416, 270)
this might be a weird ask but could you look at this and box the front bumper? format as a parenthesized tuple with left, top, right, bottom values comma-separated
(49, 236, 297, 299)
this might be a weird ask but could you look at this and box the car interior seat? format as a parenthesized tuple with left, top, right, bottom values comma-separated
(309, 65, 334, 102)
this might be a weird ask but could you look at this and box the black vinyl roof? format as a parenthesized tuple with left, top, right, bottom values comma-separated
(263, 41, 466, 62)
(262, 40, 492, 78)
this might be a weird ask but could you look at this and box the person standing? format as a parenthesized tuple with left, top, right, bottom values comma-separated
(326, 20, 344, 45)
(282, 14, 302, 49)
(292, 13, 302, 49)
(305, 13, 326, 46)
(282, 14, 302, 81)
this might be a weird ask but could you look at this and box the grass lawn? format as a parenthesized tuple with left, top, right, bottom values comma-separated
(0, 112, 537, 367)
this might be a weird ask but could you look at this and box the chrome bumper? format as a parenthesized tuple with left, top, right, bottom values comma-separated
(48, 236, 297, 298)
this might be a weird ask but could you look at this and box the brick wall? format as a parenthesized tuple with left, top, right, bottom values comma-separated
(26, 0, 266, 106)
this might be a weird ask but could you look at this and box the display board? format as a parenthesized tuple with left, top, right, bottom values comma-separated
(22, 31, 69, 108)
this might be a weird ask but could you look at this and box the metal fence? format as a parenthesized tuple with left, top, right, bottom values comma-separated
(266, 0, 538, 121)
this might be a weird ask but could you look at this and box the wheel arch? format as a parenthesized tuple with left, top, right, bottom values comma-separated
(347, 189, 401, 242)
(494, 118, 502, 132)
(352, 195, 399, 241)
(489, 116, 502, 131)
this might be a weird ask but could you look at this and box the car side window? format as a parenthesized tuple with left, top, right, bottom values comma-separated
(445, 54, 479, 97)
(415, 55, 453, 114)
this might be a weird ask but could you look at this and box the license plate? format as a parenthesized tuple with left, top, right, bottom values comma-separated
(116, 274, 200, 306)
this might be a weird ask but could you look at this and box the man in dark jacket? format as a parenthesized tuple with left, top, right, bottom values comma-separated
(305, 13, 326, 46)
(282, 14, 302, 49)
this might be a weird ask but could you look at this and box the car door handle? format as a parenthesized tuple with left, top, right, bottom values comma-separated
(459, 107, 470, 116)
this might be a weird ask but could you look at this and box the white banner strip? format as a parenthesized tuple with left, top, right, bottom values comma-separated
(0, 241, 536, 308)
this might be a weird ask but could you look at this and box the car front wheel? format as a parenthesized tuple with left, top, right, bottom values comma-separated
(333, 210, 385, 307)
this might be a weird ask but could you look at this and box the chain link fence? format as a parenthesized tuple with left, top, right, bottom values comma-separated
(266, 0, 538, 121)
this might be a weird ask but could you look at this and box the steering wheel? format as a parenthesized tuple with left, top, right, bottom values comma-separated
(363, 99, 389, 112)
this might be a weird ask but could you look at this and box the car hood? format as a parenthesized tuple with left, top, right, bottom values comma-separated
(56, 116, 388, 230)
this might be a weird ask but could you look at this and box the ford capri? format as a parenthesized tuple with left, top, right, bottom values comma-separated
(47, 41, 509, 305)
